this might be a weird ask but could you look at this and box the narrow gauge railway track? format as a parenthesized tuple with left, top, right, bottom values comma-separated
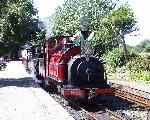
(67, 99, 125, 120)
(109, 82, 150, 108)
(106, 109, 125, 120)
(42, 83, 129, 120)
(77, 108, 124, 120)
(42, 82, 149, 120)
(60, 96, 125, 120)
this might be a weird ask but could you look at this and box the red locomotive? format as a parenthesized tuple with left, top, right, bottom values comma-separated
(34, 35, 113, 100)
(26, 16, 113, 101)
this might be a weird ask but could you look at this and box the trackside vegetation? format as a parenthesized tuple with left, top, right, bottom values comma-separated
(52, 0, 149, 81)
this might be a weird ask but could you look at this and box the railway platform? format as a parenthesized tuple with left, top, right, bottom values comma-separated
(0, 61, 74, 120)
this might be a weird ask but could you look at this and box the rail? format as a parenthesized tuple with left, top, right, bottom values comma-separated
(109, 82, 150, 108)
(65, 97, 124, 120)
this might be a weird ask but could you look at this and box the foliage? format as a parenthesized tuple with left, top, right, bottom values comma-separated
(103, 47, 139, 72)
(103, 48, 125, 72)
(109, 4, 137, 60)
(0, 0, 45, 55)
(125, 54, 150, 81)
(128, 70, 150, 81)
(135, 39, 150, 53)
(105, 47, 150, 81)
(52, 0, 137, 56)
(126, 55, 150, 72)
(110, 4, 137, 35)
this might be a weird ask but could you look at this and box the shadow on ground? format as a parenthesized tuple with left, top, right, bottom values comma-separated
(0, 77, 39, 88)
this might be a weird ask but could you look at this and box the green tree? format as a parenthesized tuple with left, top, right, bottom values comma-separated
(0, 0, 45, 55)
(106, 4, 137, 61)
(52, 0, 137, 57)
(53, 0, 118, 34)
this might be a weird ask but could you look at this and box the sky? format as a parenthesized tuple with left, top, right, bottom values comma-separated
(33, 0, 150, 46)
(125, 0, 150, 46)
(34, 0, 64, 18)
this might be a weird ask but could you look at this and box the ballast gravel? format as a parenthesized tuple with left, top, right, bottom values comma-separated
(108, 79, 150, 120)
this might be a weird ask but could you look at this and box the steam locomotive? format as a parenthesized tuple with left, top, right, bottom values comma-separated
(33, 34, 113, 100)
(22, 16, 113, 101)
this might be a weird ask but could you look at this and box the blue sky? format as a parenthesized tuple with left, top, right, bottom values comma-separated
(34, 0, 150, 46)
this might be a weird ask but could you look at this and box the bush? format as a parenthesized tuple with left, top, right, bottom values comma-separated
(103, 47, 138, 72)
(126, 56, 150, 72)
(103, 47, 150, 81)
(126, 55, 150, 81)
(103, 48, 126, 72)
(128, 70, 150, 81)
